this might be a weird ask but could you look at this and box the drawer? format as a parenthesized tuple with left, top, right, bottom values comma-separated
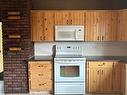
(88, 61, 113, 68)
(29, 79, 52, 91)
(29, 70, 52, 79)
(28, 61, 52, 70)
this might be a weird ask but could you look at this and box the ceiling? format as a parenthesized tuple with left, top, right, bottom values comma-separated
(32, 0, 127, 10)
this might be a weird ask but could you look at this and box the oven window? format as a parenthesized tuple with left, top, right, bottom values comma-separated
(60, 66, 79, 77)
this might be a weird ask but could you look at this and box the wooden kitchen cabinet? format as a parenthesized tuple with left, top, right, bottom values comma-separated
(113, 62, 123, 93)
(85, 11, 118, 41)
(55, 11, 85, 25)
(87, 61, 113, 93)
(87, 61, 124, 94)
(117, 10, 127, 41)
(28, 61, 53, 93)
(31, 10, 54, 41)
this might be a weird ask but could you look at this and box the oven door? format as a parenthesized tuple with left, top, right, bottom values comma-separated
(55, 62, 85, 82)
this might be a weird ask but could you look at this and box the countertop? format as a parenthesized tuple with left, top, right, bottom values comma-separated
(84, 56, 127, 62)
(29, 56, 127, 62)
(29, 56, 53, 61)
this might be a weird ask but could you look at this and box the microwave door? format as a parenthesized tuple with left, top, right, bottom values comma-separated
(56, 31, 75, 41)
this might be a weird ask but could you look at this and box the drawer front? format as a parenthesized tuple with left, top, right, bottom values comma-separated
(29, 70, 52, 79)
(29, 61, 52, 70)
(29, 79, 52, 91)
(88, 61, 113, 68)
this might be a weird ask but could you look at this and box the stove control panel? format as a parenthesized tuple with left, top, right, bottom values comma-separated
(55, 42, 83, 56)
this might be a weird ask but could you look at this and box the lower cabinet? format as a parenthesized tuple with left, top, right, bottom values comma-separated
(28, 61, 53, 93)
(87, 61, 125, 94)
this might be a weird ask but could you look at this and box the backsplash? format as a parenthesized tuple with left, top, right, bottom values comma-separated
(34, 42, 127, 56)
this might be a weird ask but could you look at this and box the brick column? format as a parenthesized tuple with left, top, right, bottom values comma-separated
(0, 0, 33, 93)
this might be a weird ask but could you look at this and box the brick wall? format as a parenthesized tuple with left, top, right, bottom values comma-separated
(0, 0, 33, 93)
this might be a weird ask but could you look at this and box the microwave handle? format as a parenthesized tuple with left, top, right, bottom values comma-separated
(74, 29, 76, 40)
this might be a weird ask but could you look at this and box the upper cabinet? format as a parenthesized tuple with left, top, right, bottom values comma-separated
(55, 11, 85, 25)
(85, 11, 118, 41)
(31, 10, 127, 42)
(31, 10, 54, 41)
(117, 10, 127, 41)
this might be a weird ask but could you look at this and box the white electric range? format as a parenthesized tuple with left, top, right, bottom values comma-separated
(54, 42, 86, 95)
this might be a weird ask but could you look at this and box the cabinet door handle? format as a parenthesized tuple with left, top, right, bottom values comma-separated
(70, 19, 72, 24)
(102, 70, 103, 75)
(40, 36, 43, 40)
(43, 36, 46, 40)
(39, 83, 46, 86)
(97, 36, 100, 41)
(38, 74, 43, 76)
(38, 65, 43, 67)
(98, 64, 101, 66)
(97, 70, 99, 75)
(67, 20, 68, 24)
(44, 18, 47, 21)
(102, 63, 105, 66)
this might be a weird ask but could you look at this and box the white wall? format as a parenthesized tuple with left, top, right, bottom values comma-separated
(34, 42, 127, 56)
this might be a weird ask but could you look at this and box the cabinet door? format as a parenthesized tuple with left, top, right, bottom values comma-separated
(87, 61, 113, 93)
(55, 11, 85, 25)
(117, 10, 127, 41)
(69, 11, 85, 25)
(28, 61, 53, 92)
(31, 11, 44, 41)
(43, 11, 54, 41)
(88, 68, 101, 92)
(55, 11, 69, 25)
(85, 11, 117, 41)
(29, 79, 52, 92)
(28, 61, 52, 70)
(102, 11, 117, 41)
(31, 11, 54, 41)
(100, 68, 113, 93)
(85, 11, 101, 41)
(88, 61, 102, 93)
(113, 62, 122, 93)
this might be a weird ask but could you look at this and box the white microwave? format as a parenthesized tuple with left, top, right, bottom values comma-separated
(55, 25, 84, 41)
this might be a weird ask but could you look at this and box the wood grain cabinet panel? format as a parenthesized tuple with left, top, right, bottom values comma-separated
(31, 10, 54, 41)
(113, 63, 122, 92)
(55, 11, 85, 25)
(29, 79, 52, 92)
(87, 61, 124, 94)
(28, 61, 51, 70)
(87, 61, 113, 93)
(28, 61, 53, 93)
(85, 11, 117, 41)
(117, 10, 127, 41)
(113, 62, 125, 94)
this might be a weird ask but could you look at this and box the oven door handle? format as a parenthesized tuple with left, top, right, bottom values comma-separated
(55, 62, 82, 64)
